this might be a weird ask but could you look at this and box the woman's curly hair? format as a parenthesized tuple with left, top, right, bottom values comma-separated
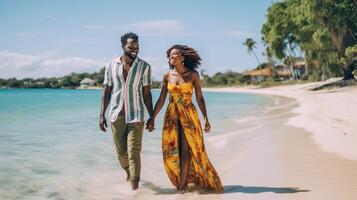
(166, 44, 202, 70)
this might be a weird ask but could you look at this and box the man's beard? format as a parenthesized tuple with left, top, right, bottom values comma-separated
(125, 51, 137, 59)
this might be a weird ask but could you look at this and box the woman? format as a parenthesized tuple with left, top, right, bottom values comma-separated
(146, 45, 223, 193)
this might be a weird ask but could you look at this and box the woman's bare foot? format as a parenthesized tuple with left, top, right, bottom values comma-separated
(177, 185, 188, 193)
(177, 189, 188, 194)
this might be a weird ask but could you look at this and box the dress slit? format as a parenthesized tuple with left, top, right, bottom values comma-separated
(162, 82, 223, 193)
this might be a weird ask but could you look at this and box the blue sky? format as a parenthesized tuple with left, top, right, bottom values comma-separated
(0, 0, 274, 80)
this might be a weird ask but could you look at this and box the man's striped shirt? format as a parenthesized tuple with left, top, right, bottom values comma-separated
(103, 56, 152, 123)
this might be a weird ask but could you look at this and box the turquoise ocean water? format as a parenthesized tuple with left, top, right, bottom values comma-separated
(0, 89, 273, 199)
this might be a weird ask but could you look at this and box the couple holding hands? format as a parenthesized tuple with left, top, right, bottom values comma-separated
(99, 32, 223, 193)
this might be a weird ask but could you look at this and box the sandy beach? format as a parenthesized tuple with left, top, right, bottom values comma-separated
(134, 80, 356, 200)
(205, 79, 357, 161)
(102, 79, 357, 200)
(197, 79, 357, 200)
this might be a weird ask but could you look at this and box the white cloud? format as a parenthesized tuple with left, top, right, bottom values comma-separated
(116, 20, 195, 37)
(223, 29, 255, 38)
(0, 50, 106, 78)
(15, 32, 41, 37)
(0, 50, 178, 80)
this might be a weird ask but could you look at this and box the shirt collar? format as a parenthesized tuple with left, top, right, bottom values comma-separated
(116, 56, 139, 65)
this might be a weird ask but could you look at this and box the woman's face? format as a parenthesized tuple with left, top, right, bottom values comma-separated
(169, 48, 184, 67)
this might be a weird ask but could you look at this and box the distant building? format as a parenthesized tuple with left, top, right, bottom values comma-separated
(35, 81, 45, 86)
(23, 81, 33, 86)
(243, 67, 274, 82)
(274, 64, 292, 80)
(293, 60, 306, 80)
(80, 78, 96, 87)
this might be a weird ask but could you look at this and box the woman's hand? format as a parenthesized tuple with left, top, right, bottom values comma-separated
(204, 118, 211, 133)
(146, 118, 155, 132)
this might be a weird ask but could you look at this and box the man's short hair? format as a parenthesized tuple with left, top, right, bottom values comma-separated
(121, 32, 139, 46)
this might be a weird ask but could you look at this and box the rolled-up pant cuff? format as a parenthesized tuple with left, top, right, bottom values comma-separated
(130, 176, 140, 182)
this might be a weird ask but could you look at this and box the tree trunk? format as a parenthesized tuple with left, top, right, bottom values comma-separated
(304, 55, 309, 77)
(252, 51, 261, 67)
(286, 45, 297, 80)
(342, 62, 356, 80)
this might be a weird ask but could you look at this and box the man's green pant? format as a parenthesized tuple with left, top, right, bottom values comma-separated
(111, 116, 144, 182)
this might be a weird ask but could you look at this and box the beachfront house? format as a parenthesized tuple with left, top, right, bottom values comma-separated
(243, 67, 274, 82)
(293, 60, 306, 80)
(283, 57, 307, 80)
(274, 64, 292, 80)
(273, 59, 307, 81)
(80, 78, 96, 87)
(243, 61, 307, 82)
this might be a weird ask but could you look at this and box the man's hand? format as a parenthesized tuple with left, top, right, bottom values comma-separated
(145, 118, 155, 132)
(99, 85, 112, 133)
(99, 115, 108, 132)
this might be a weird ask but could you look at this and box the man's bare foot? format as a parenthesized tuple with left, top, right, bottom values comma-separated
(131, 181, 139, 190)
(125, 168, 130, 182)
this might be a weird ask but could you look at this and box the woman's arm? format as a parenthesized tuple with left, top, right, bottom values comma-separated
(146, 72, 169, 131)
(142, 85, 153, 118)
(193, 71, 211, 132)
(152, 72, 169, 118)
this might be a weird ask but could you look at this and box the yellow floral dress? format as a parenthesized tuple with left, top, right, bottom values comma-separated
(162, 82, 223, 193)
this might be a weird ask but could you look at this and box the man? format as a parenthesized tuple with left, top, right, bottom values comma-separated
(99, 32, 153, 190)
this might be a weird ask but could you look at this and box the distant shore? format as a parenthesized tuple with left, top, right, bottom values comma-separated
(0, 86, 103, 90)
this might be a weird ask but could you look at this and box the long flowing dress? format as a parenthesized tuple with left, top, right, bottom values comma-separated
(162, 82, 223, 193)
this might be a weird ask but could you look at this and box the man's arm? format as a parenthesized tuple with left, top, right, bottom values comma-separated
(99, 86, 112, 132)
(142, 85, 153, 119)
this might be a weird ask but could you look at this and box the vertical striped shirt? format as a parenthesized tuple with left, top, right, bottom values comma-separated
(103, 56, 152, 123)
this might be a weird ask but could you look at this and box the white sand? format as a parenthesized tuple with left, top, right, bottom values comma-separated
(113, 79, 357, 200)
(204, 79, 357, 161)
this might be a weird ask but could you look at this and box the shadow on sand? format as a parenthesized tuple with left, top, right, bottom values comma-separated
(142, 181, 310, 195)
(223, 185, 310, 194)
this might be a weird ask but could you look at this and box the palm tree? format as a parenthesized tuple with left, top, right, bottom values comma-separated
(200, 69, 208, 86)
(262, 45, 276, 77)
(243, 38, 261, 66)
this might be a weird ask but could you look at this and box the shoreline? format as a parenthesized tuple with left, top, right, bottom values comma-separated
(135, 81, 357, 200)
(135, 86, 357, 199)
(2, 80, 357, 199)
(203, 79, 357, 161)
(200, 84, 357, 200)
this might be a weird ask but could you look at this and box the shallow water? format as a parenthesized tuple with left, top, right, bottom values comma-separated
(0, 89, 273, 200)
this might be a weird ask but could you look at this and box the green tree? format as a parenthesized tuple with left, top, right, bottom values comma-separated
(261, 2, 299, 79)
(243, 38, 261, 66)
(94, 67, 105, 84)
(0, 78, 5, 87)
(7, 78, 22, 88)
(262, 0, 357, 81)
(306, 0, 357, 80)
(200, 69, 209, 87)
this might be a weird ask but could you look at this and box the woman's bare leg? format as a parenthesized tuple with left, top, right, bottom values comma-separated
(178, 121, 190, 191)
